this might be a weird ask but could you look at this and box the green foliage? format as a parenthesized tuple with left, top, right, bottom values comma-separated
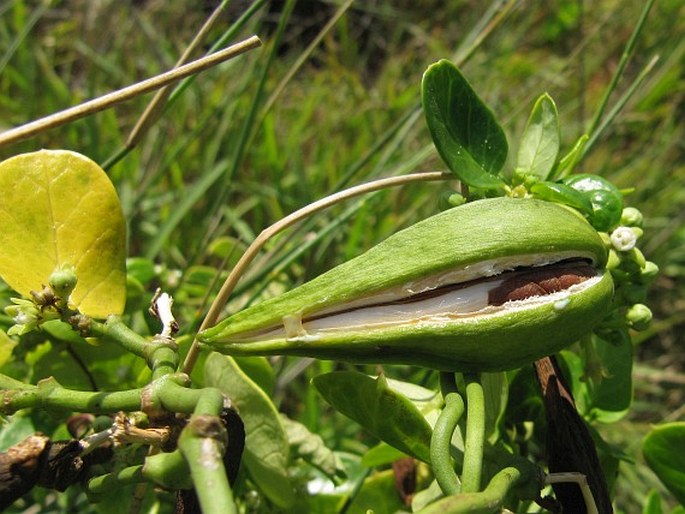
(643, 423, 685, 506)
(0, 1, 682, 513)
(515, 93, 560, 182)
(204, 353, 295, 508)
(312, 372, 434, 463)
(422, 60, 508, 189)
(0, 150, 126, 318)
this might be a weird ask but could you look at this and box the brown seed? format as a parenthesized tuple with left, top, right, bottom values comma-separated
(488, 263, 595, 306)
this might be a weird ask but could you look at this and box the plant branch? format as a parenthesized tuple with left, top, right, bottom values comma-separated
(182, 170, 452, 373)
(0, 35, 261, 148)
(178, 414, 235, 514)
(0, 377, 143, 415)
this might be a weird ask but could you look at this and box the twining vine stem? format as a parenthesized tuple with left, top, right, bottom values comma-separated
(431, 392, 465, 495)
(461, 373, 486, 494)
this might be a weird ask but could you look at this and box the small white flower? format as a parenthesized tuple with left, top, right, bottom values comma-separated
(610, 226, 637, 252)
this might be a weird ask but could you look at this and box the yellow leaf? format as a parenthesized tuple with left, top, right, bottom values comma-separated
(0, 150, 126, 317)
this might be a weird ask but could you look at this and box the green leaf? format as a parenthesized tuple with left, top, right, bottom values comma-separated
(312, 371, 433, 463)
(422, 59, 507, 189)
(589, 336, 633, 422)
(554, 134, 588, 179)
(642, 490, 664, 514)
(204, 352, 294, 508)
(280, 414, 346, 481)
(384, 377, 444, 429)
(481, 372, 508, 444)
(643, 422, 685, 505)
(361, 442, 407, 468)
(0, 150, 126, 318)
(0, 329, 17, 367)
(515, 93, 560, 181)
(530, 181, 594, 215)
(234, 356, 275, 395)
(344, 469, 406, 514)
(0, 414, 35, 451)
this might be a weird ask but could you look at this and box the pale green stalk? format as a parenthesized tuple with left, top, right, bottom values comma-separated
(418, 466, 524, 514)
(432, 392, 465, 495)
(461, 374, 485, 493)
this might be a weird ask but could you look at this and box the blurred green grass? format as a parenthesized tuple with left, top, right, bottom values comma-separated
(0, 0, 683, 512)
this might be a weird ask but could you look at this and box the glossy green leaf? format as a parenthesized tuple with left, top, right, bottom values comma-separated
(516, 93, 560, 181)
(422, 59, 507, 189)
(312, 371, 433, 463)
(204, 352, 294, 508)
(0, 150, 126, 318)
(643, 422, 685, 505)
(530, 181, 594, 215)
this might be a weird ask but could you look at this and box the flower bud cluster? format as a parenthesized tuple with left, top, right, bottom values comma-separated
(4, 265, 78, 337)
(595, 206, 656, 343)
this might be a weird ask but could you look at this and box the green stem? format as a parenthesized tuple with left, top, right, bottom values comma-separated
(87, 316, 149, 358)
(461, 374, 485, 493)
(87, 317, 180, 377)
(417, 466, 524, 514)
(153, 376, 224, 416)
(178, 414, 235, 514)
(86, 465, 145, 498)
(149, 345, 180, 380)
(143, 449, 193, 491)
(431, 392, 465, 495)
(0, 376, 143, 415)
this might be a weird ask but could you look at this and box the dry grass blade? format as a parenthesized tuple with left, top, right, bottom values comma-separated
(0, 35, 262, 148)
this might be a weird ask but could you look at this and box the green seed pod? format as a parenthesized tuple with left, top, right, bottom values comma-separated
(200, 198, 613, 372)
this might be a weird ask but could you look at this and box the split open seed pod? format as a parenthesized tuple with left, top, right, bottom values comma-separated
(200, 198, 613, 371)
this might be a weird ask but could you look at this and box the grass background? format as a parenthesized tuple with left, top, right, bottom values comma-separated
(0, 0, 683, 512)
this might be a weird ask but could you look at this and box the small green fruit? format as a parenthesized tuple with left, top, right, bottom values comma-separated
(563, 174, 623, 231)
